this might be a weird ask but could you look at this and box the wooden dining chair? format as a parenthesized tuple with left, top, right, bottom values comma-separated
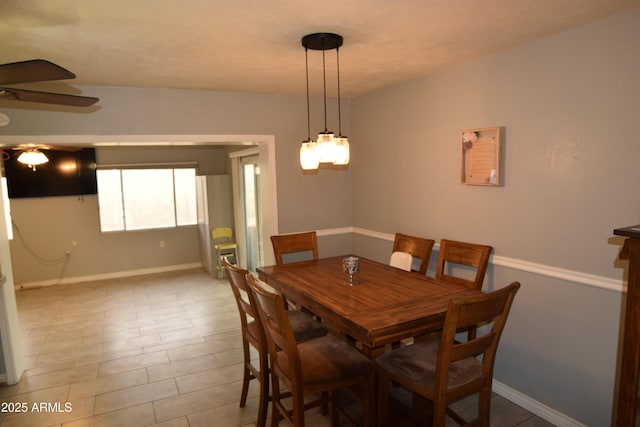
(435, 239, 493, 290)
(376, 281, 520, 427)
(222, 259, 328, 427)
(392, 233, 435, 275)
(246, 273, 375, 427)
(271, 231, 319, 265)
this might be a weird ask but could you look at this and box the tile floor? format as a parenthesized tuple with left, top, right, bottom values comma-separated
(0, 269, 555, 426)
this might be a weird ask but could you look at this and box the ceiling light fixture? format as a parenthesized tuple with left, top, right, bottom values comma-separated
(17, 148, 48, 171)
(299, 33, 349, 170)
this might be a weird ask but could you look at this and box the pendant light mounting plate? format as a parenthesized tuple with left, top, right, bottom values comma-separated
(301, 33, 343, 51)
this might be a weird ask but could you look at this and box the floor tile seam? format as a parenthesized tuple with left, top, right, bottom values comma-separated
(151, 382, 238, 419)
(100, 332, 163, 349)
(31, 346, 103, 367)
(96, 350, 171, 378)
(1, 383, 73, 406)
(81, 368, 154, 401)
(142, 337, 208, 356)
(100, 330, 145, 345)
(92, 377, 180, 416)
(22, 361, 85, 379)
(134, 310, 191, 322)
(11, 365, 100, 396)
(174, 365, 245, 395)
(68, 401, 153, 424)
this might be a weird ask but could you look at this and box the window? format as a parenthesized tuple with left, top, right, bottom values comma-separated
(97, 168, 197, 232)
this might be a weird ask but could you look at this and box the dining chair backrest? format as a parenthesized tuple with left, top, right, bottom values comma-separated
(389, 251, 412, 272)
(431, 281, 520, 423)
(392, 233, 435, 275)
(223, 258, 261, 335)
(375, 281, 520, 427)
(246, 273, 299, 381)
(271, 231, 319, 265)
(212, 226, 234, 243)
(435, 239, 493, 290)
(438, 281, 519, 374)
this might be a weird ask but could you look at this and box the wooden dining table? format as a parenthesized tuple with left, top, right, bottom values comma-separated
(257, 255, 483, 359)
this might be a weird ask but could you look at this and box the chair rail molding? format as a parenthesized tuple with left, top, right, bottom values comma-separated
(323, 227, 624, 293)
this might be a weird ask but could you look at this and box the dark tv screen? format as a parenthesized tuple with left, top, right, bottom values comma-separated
(4, 148, 98, 199)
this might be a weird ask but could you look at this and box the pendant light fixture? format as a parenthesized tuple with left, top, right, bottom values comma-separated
(17, 147, 49, 171)
(299, 33, 350, 170)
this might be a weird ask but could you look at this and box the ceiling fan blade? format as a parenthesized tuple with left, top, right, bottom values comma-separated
(0, 59, 76, 85)
(0, 87, 99, 106)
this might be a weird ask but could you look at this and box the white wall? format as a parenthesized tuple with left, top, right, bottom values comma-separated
(350, 8, 640, 426)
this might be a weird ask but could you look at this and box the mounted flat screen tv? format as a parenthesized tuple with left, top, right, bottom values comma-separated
(4, 148, 98, 199)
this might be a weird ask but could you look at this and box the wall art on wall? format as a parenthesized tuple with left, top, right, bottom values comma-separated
(461, 127, 502, 186)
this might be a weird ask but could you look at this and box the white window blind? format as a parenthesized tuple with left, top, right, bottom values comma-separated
(97, 168, 197, 232)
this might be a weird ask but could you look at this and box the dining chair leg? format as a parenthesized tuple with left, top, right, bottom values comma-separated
(321, 391, 329, 415)
(240, 342, 251, 407)
(364, 371, 376, 427)
(270, 376, 282, 427)
(377, 371, 390, 427)
(478, 386, 491, 427)
(292, 388, 306, 427)
(331, 390, 339, 427)
(256, 352, 269, 427)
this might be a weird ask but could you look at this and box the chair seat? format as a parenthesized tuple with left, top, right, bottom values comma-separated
(215, 242, 238, 251)
(247, 310, 327, 343)
(376, 338, 484, 391)
(286, 310, 328, 341)
(276, 333, 374, 387)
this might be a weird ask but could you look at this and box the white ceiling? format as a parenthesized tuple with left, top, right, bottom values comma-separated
(1, 0, 639, 98)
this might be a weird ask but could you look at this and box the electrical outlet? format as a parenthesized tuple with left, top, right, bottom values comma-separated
(160, 240, 165, 248)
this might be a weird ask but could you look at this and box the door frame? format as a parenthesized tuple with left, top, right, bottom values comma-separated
(0, 133, 278, 384)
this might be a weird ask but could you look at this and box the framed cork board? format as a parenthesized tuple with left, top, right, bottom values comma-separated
(461, 127, 501, 186)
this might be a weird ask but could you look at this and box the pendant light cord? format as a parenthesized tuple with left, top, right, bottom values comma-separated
(322, 43, 328, 133)
(336, 47, 342, 136)
(305, 47, 311, 141)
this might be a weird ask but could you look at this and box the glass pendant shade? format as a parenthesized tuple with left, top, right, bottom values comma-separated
(332, 136, 350, 165)
(17, 148, 49, 170)
(299, 140, 319, 170)
(316, 131, 336, 163)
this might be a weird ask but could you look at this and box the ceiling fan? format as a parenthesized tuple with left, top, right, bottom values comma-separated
(0, 59, 99, 107)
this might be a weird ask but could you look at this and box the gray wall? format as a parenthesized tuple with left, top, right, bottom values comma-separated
(0, 7, 638, 425)
(350, 8, 639, 426)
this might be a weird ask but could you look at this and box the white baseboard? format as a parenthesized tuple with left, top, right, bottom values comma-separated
(15, 262, 203, 290)
(493, 380, 587, 427)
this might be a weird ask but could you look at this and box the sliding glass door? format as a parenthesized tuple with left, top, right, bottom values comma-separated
(240, 154, 263, 272)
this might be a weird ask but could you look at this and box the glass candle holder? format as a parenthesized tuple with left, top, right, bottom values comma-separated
(342, 256, 360, 285)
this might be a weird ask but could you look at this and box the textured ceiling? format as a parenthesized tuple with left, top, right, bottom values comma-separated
(1, 0, 639, 98)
